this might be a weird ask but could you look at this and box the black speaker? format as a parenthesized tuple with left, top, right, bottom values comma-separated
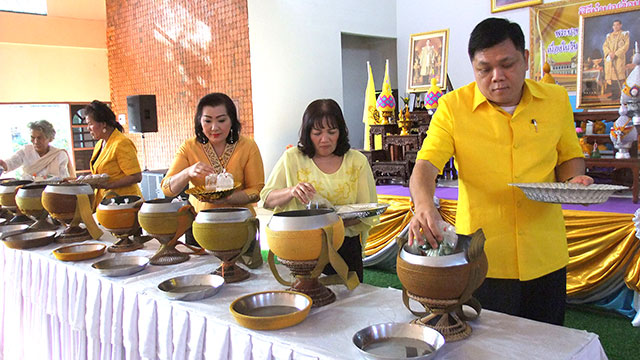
(127, 95, 158, 133)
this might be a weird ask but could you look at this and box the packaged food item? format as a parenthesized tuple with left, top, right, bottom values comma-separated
(420, 220, 458, 256)
(216, 171, 234, 191)
(306, 193, 333, 209)
(205, 173, 217, 191)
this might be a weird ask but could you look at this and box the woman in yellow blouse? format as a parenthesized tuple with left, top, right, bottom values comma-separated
(161, 92, 265, 215)
(261, 99, 378, 281)
(85, 100, 143, 208)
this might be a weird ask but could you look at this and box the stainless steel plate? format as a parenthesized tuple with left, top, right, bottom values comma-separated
(2, 230, 56, 249)
(0, 224, 29, 239)
(353, 323, 445, 360)
(230, 291, 312, 330)
(158, 274, 224, 301)
(92, 256, 149, 277)
(336, 203, 390, 220)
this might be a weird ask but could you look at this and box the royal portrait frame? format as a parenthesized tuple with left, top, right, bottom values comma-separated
(576, 6, 640, 108)
(491, 0, 542, 13)
(406, 29, 449, 93)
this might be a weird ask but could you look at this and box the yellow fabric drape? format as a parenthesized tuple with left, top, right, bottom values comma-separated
(365, 195, 640, 296)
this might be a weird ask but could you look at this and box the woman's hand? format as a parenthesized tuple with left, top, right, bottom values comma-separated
(187, 162, 215, 180)
(290, 182, 316, 204)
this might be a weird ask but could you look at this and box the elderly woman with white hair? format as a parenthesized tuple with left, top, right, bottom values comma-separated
(0, 120, 75, 180)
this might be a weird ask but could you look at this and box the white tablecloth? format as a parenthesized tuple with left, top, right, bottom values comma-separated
(1, 237, 608, 360)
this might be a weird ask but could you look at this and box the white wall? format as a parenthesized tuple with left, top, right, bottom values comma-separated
(341, 34, 397, 149)
(395, 0, 532, 93)
(248, 0, 396, 173)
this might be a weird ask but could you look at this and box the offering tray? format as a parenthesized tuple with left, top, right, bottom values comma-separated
(157, 274, 224, 301)
(53, 243, 106, 261)
(68, 174, 110, 188)
(2, 230, 56, 250)
(229, 290, 312, 330)
(352, 322, 445, 360)
(336, 203, 390, 220)
(185, 182, 241, 202)
(509, 182, 628, 204)
(92, 256, 149, 277)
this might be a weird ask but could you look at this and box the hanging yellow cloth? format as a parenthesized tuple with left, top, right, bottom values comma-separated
(365, 195, 640, 296)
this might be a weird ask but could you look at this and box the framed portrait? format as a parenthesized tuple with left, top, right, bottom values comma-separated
(407, 29, 449, 93)
(492, 0, 542, 13)
(577, 7, 640, 108)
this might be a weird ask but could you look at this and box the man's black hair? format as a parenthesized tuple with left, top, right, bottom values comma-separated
(468, 17, 525, 59)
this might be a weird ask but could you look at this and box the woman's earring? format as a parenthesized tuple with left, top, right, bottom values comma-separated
(102, 128, 107, 134)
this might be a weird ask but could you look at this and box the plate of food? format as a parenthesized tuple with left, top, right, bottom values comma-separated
(335, 203, 390, 220)
(185, 182, 241, 202)
(509, 182, 628, 204)
(70, 174, 110, 188)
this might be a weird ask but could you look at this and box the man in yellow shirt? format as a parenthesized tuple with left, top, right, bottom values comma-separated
(408, 18, 593, 326)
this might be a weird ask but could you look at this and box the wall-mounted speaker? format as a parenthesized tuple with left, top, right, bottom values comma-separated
(127, 95, 158, 133)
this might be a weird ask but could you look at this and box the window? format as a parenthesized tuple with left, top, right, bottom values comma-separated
(0, 0, 47, 15)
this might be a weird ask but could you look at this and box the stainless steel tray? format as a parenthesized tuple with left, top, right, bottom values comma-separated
(158, 274, 224, 301)
(92, 256, 149, 277)
(2, 230, 56, 249)
(353, 322, 445, 360)
(509, 182, 628, 204)
(336, 203, 390, 220)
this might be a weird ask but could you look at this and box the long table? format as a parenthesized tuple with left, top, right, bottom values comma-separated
(1, 236, 608, 360)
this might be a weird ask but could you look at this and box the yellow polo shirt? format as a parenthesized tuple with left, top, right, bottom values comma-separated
(417, 79, 584, 280)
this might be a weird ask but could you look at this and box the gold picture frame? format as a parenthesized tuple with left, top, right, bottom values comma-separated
(407, 29, 449, 93)
(492, 0, 542, 13)
(576, 7, 639, 108)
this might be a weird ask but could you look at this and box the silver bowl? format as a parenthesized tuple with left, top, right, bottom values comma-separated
(267, 208, 340, 231)
(399, 234, 472, 267)
(353, 322, 445, 360)
(158, 274, 225, 301)
(194, 207, 252, 223)
(92, 256, 149, 277)
(139, 198, 188, 214)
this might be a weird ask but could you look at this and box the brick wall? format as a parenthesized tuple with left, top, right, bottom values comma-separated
(106, 0, 253, 170)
